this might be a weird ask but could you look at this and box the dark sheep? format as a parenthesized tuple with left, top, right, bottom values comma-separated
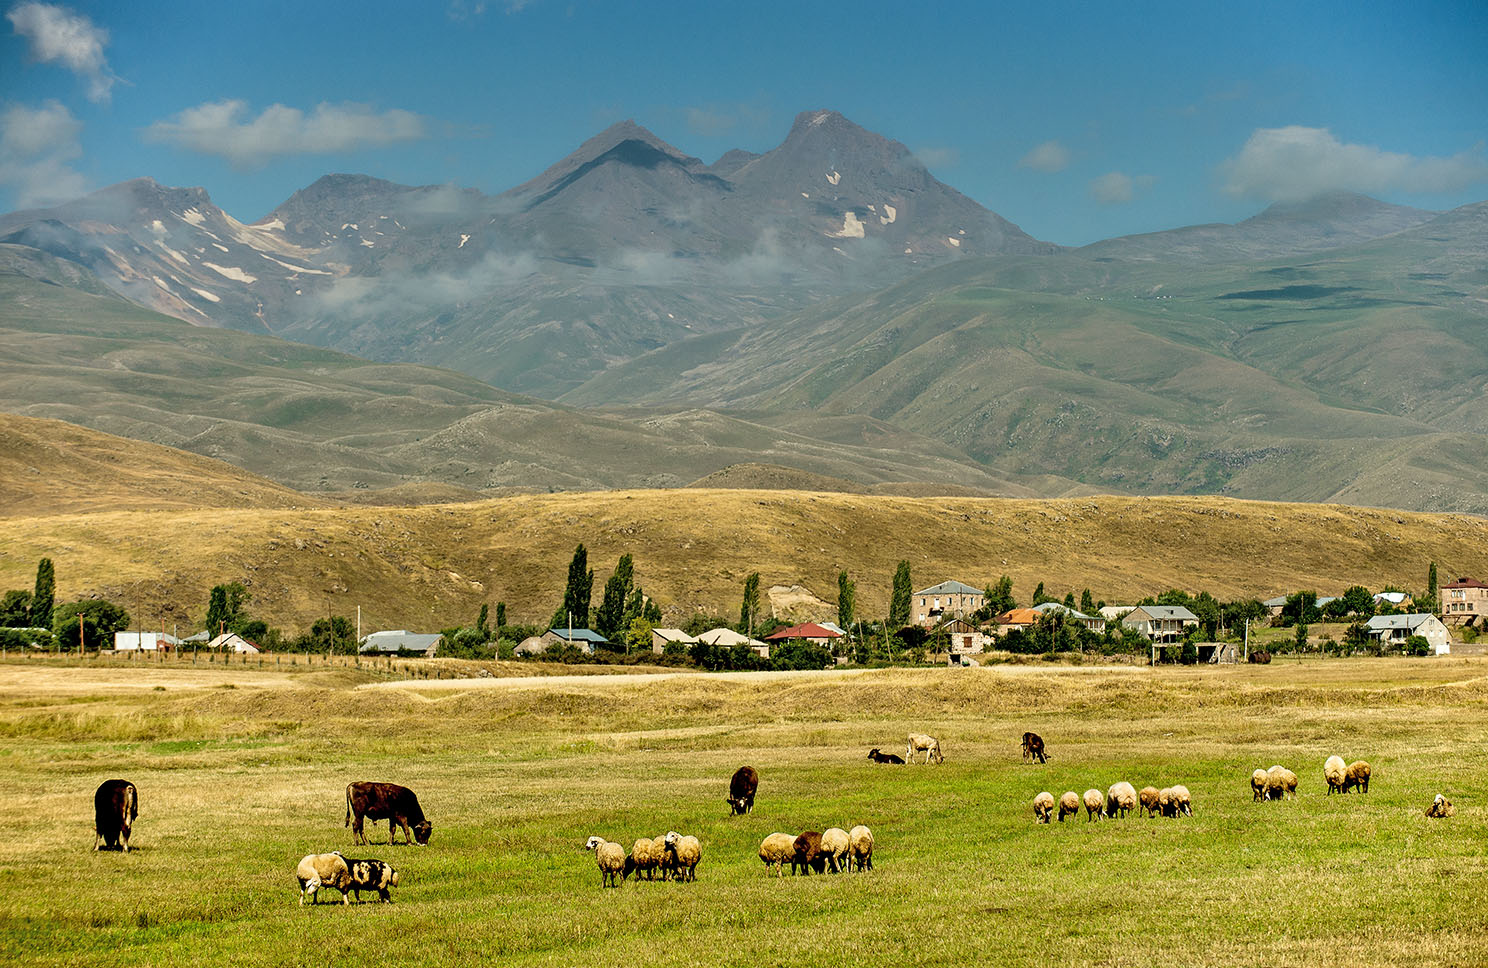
(726, 766, 758, 815)
(792, 831, 826, 875)
(867, 748, 906, 764)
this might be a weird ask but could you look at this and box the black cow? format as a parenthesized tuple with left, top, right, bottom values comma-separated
(342, 856, 400, 902)
(726, 765, 758, 815)
(867, 748, 905, 764)
(346, 782, 432, 846)
(1021, 732, 1048, 764)
(93, 779, 138, 852)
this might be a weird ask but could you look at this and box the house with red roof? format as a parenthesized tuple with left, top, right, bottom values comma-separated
(764, 622, 843, 647)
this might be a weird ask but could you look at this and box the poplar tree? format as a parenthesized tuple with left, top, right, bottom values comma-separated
(837, 571, 855, 628)
(552, 544, 593, 629)
(738, 573, 761, 634)
(31, 558, 54, 629)
(889, 561, 912, 628)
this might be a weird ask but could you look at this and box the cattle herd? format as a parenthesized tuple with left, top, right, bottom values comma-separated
(88, 729, 1453, 902)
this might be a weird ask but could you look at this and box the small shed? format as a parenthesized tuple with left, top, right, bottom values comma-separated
(538, 628, 610, 655)
(650, 628, 697, 654)
(359, 630, 442, 656)
(206, 632, 260, 654)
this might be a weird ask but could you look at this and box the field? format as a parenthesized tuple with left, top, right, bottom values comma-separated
(3, 656, 1486, 967)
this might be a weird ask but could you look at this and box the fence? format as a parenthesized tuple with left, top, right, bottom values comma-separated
(0, 647, 478, 680)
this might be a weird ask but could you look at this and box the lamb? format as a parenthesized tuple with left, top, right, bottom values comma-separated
(342, 857, 399, 903)
(584, 836, 626, 888)
(1033, 791, 1056, 824)
(663, 831, 701, 882)
(1058, 791, 1081, 822)
(848, 825, 874, 871)
(792, 830, 825, 874)
(1323, 755, 1348, 795)
(906, 733, 944, 765)
(1139, 786, 1161, 817)
(758, 833, 796, 876)
(1083, 788, 1104, 821)
(296, 852, 352, 906)
(1342, 760, 1372, 794)
(1265, 765, 1298, 801)
(1172, 785, 1193, 816)
(867, 748, 906, 764)
(627, 837, 661, 881)
(819, 827, 851, 873)
(1424, 794, 1455, 818)
(1104, 782, 1137, 818)
(1251, 769, 1268, 802)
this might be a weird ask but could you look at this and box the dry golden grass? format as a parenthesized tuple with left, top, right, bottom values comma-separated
(0, 486, 1485, 636)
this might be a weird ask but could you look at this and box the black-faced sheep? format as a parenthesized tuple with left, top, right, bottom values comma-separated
(848, 825, 874, 871)
(663, 831, 701, 882)
(1172, 785, 1193, 816)
(343, 857, 399, 903)
(584, 836, 626, 888)
(1323, 755, 1347, 795)
(1139, 786, 1161, 817)
(1251, 769, 1268, 802)
(867, 748, 906, 764)
(759, 833, 795, 876)
(819, 827, 851, 873)
(1033, 791, 1055, 824)
(1158, 787, 1176, 817)
(1424, 794, 1454, 818)
(296, 852, 352, 905)
(1022, 732, 1048, 763)
(906, 733, 944, 764)
(1105, 782, 1137, 818)
(1265, 766, 1298, 800)
(1058, 791, 1081, 822)
(792, 830, 825, 874)
(1083, 788, 1104, 821)
(1342, 761, 1371, 794)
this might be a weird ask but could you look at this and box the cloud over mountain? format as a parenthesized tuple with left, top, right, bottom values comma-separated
(1019, 140, 1070, 173)
(6, 1, 116, 102)
(143, 100, 430, 167)
(0, 99, 86, 207)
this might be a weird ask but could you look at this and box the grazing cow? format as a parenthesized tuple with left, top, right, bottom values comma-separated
(1021, 732, 1048, 764)
(726, 766, 759, 815)
(346, 782, 433, 846)
(93, 779, 138, 853)
(906, 733, 944, 765)
(343, 857, 400, 902)
(867, 748, 906, 764)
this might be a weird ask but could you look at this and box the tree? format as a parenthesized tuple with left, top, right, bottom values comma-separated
(52, 599, 130, 651)
(1190, 591, 1220, 640)
(0, 590, 33, 627)
(1404, 634, 1431, 657)
(495, 602, 506, 629)
(302, 616, 355, 654)
(738, 572, 761, 634)
(593, 553, 634, 640)
(623, 616, 653, 654)
(552, 544, 594, 629)
(31, 558, 54, 629)
(1294, 622, 1309, 652)
(1079, 588, 1095, 615)
(837, 571, 855, 628)
(1339, 585, 1374, 618)
(889, 561, 912, 628)
(205, 582, 251, 635)
(1031, 582, 1051, 606)
(986, 576, 1015, 614)
(1428, 561, 1438, 601)
(1281, 591, 1319, 626)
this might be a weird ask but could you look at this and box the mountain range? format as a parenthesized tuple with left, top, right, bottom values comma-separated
(1, 110, 1485, 513)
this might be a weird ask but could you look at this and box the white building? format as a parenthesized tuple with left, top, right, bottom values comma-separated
(113, 631, 181, 651)
(1364, 613, 1451, 655)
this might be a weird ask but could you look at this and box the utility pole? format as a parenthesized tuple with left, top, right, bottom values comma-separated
(78, 613, 84, 654)
(356, 605, 361, 649)
(1243, 618, 1250, 662)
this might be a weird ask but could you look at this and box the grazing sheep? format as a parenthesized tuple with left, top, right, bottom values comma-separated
(1251, 769, 1268, 802)
(906, 733, 944, 765)
(1021, 732, 1048, 764)
(1105, 782, 1137, 818)
(727, 765, 759, 815)
(1424, 794, 1455, 818)
(1172, 785, 1193, 816)
(819, 827, 851, 873)
(1265, 766, 1298, 801)
(1323, 755, 1347, 795)
(1342, 761, 1372, 794)
(867, 748, 906, 764)
(584, 836, 626, 888)
(1158, 787, 1176, 818)
(343, 857, 399, 903)
(758, 833, 796, 876)
(1139, 786, 1161, 817)
(1058, 791, 1081, 822)
(848, 825, 874, 871)
(296, 852, 352, 906)
(792, 830, 825, 874)
(663, 831, 701, 882)
(627, 838, 661, 881)
(1083, 788, 1104, 821)
(1033, 791, 1056, 824)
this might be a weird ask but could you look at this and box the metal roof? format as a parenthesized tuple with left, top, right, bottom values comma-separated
(360, 630, 442, 653)
(914, 580, 983, 597)
(545, 628, 610, 644)
(1365, 613, 1437, 631)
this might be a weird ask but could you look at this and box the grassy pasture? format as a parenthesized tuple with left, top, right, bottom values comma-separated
(2, 658, 1486, 967)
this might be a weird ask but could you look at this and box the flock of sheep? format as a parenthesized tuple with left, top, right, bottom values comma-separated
(1033, 782, 1191, 822)
(585, 831, 702, 887)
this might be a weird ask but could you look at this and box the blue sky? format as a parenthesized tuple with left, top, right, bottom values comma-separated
(2, 0, 1485, 245)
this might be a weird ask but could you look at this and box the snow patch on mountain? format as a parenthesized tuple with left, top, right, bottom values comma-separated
(203, 262, 256, 283)
(828, 211, 865, 239)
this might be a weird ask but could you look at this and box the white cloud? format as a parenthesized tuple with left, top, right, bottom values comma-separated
(1222, 126, 1488, 202)
(914, 146, 960, 169)
(1019, 140, 1069, 173)
(7, 2, 116, 103)
(0, 99, 88, 208)
(1090, 171, 1154, 205)
(685, 102, 769, 137)
(143, 100, 430, 167)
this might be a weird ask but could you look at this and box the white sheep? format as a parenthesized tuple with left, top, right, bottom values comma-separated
(584, 836, 626, 888)
(1251, 768, 1268, 802)
(1265, 765, 1298, 800)
(1033, 791, 1055, 824)
(650, 834, 672, 880)
(848, 825, 874, 871)
(1171, 784, 1193, 816)
(819, 827, 851, 873)
(663, 831, 702, 882)
(1139, 786, 1161, 817)
(1343, 760, 1371, 794)
(1058, 791, 1081, 822)
(1157, 787, 1176, 817)
(1104, 782, 1136, 818)
(296, 852, 351, 906)
(1323, 755, 1347, 795)
(1083, 788, 1103, 822)
(1424, 794, 1455, 818)
(627, 838, 660, 881)
(758, 832, 795, 876)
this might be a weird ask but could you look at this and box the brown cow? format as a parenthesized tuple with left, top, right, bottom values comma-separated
(726, 765, 758, 815)
(94, 779, 138, 852)
(346, 782, 432, 846)
(1021, 732, 1048, 764)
